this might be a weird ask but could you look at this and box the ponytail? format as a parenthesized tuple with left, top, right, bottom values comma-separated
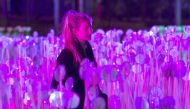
(61, 10, 81, 64)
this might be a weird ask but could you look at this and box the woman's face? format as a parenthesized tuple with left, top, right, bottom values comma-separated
(75, 21, 92, 43)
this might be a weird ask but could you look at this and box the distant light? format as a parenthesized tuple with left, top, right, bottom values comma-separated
(32, 43, 36, 46)
(26, 35, 30, 39)
(31, 62, 34, 66)
(149, 31, 154, 36)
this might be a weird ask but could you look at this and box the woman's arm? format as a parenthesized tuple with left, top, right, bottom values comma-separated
(51, 49, 72, 89)
(85, 41, 98, 67)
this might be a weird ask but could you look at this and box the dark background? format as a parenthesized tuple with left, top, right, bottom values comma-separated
(0, 0, 190, 35)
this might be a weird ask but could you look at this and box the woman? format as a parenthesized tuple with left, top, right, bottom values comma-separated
(51, 10, 107, 109)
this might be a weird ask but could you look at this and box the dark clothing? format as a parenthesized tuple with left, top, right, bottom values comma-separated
(51, 41, 97, 87)
(51, 41, 107, 109)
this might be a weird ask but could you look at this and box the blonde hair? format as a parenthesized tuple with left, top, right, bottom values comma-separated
(61, 10, 92, 64)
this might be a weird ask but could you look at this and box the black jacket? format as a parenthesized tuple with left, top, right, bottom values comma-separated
(51, 40, 97, 89)
(51, 41, 107, 109)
